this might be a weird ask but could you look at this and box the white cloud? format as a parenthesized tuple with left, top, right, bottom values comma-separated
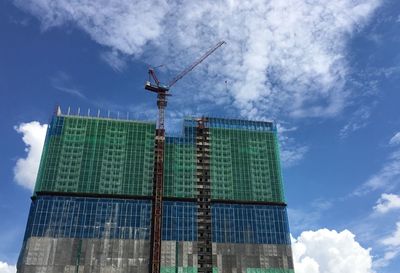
(354, 149, 400, 196)
(14, 0, 382, 119)
(288, 199, 333, 234)
(373, 250, 398, 269)
(339, 104, 374, 138)
(374, 222, 400, 268)
(54, 86, 86, 99)
(100, 50, 127, 72)
(280, 145, 309, 168)
(277, 124, 308, 167)
(288, 208, 321, 234)
(14, 121, 48, 190)
(51, 71, 86, 99)
(373, 193, 400, 214)
(381, 222, 400, 247)
(13, 0, 169, 56)
(292, 229, 374, 273)
(389, 132, 400, 146)
(0, 262, 16, 273)
(354, 132, 400, 195)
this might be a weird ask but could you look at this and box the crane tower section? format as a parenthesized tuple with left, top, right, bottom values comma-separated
(146, 41, 225, 273)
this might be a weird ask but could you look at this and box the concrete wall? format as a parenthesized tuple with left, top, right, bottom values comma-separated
(18, 238, 293, 273)
(18, 237, 150, 273)
(161, 241, 294, 273)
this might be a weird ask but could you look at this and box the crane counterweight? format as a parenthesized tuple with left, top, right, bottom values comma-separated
(145, 82, 169, 93)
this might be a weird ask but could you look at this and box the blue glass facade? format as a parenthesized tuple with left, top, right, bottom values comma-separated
(212, 204, 290, 244)
(166, 124, 197, 144)
(24, 196, 290, 245)
(24, 196, 152, 240)
(48, 115, 64, 136)
(162, 201, 197, 241)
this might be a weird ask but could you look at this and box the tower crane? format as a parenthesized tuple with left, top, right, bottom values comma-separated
(145, 41, 225, 273)
(145, 40, 226, 129)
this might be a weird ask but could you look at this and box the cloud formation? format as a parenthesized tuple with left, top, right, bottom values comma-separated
(14, 122, 48, 190)
(339, 104, 374, 138)
(0, 262, 16, 273)
(374, 222, 400, 268)
(381, 222, 400, 247)
(390, 132, 400, 146)
(14, 0, 168, 56)
(374, 193, 400, 214)
(14, 0, 381, 119)
(292, 229, 373, 273)
(100, 50, 127, 72)
(51, 71, 86, 99)
(276, 124, 308, 167)
(354, 132, 400, 195)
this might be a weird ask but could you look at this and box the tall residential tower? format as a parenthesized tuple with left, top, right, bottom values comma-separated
(17, 110, 294, 273)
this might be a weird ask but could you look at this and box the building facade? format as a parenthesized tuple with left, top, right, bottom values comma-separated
(17, 111, 294, 273)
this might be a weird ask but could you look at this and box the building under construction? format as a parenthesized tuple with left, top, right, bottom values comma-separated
(17, 109, 294, 273)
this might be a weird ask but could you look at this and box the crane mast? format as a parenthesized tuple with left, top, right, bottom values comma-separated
(145, 41, 225, 273)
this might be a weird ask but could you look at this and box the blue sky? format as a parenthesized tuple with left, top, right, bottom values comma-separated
(1, 0, 400, 272)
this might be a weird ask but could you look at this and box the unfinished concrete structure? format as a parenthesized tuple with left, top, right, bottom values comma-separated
(17, 110, 294, 273)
